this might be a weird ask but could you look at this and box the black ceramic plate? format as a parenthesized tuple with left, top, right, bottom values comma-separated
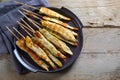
(13, 7, 83, 73)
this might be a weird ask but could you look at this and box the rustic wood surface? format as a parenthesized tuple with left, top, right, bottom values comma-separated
(0, 0, 120, 80)
(48, 0, 120, 27)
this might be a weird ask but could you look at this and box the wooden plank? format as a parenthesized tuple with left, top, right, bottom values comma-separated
(48, 0, 120, 27)
(0, 54, 120, 80)
(82, 28, 120, 52)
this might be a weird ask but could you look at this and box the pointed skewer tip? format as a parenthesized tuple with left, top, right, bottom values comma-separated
(13, 27, 25, 39)
(6, 26, 19, 40)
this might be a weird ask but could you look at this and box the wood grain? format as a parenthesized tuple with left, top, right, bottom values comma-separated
(48, 0, 120, 27)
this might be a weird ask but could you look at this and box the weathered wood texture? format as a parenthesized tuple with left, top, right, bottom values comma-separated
(48, 0, 120, 27)
(0, 54, 120, 80)
(82, 28, 120, 52)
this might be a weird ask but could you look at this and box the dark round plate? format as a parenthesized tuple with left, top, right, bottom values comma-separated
(13, 7, 83, 73)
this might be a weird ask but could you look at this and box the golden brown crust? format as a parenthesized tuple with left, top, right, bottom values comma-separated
(33, 31, 66, 59)
(39, 29, 73, 55)
(16, 39, 49, 71)
(40, 7, 71, 20)
(25, 36, 57, 69)
(47, 29, 78, 46)
(36, 42, 62, 67)
(41, 20, 76, 42)
(43, 16, 78, 30)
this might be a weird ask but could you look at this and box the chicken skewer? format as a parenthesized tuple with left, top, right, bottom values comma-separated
(18, 10, 77, 43)
(15, 1, 71, 20)
(40, 20, 77, 42)
(26, 17, 78, 46)
(21, 8, 79, 30)
(17, 21, 63, 67)
(19, 19, 66, 59)
(39, 7, 71, 20)
(21, 9, 78, 36)
(19, 15, 74, 55)
(22, 11, 78, 36)
(32, 31, 66, 59)
(6, 26, 49, 71)
(18, 11, 66, 59)
(25, 36, 57, 69)
(12, 27, 57, 69)
(21, 10, 77, 42)
(39, 29, 73, 55)
(39, 45, 62, 67)
(19, 10, 77, 46)
(19, 19, 73, 55)
(41, 16, 79, 31)
(18, 10, 68, 58)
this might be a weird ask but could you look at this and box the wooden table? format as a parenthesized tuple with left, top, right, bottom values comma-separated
(49, 0, 120, 27)
(0, 0, 120, 80)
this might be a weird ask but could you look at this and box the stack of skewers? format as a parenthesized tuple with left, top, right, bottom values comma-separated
(6, 1, 79, 71)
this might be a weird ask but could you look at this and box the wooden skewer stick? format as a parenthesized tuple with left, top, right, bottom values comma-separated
(20, 20, 35, 33)
(21, 8, 42, 18)
(23, 11, 42, 20)
(13, 27, 25, 39)
(6, 26, 19, 40)
(28, 18, 43, 29)
(18, 9, 30, 19)
(26, 17, 40, 29)
(20, 18, 35, 32)
(21, 13, 43, 30)
(17, 21, 32, 37)
(18, 10, 41, 29)
(20, 19, 38, 33)
(21, 19, 37, 32)
(22, 12, 43, 27)
(18, 10, 40, 29)
(30, 18, 42, 27)
(18, 20, 34, 33)
(15, 1, 39, 10)
(20, 11, 42, 28)
(21, 19, 35, 32)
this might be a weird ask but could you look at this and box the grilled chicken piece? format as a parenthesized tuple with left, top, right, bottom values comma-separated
(22, 9, 78, 31)
(25, 12, 77, 36)
(42, 16, 79, 30)
(48, 30, 78, 46)
(32, 31, 66, 59)
(41, 20, 77, 42)
(37, 44, 62, 67)
(25, 36, 57, 69)
(39, 7, 71, 21)
(16, 2, 70, 20)
(16, 38, 49, 71)
(39, 29, 73, 55)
